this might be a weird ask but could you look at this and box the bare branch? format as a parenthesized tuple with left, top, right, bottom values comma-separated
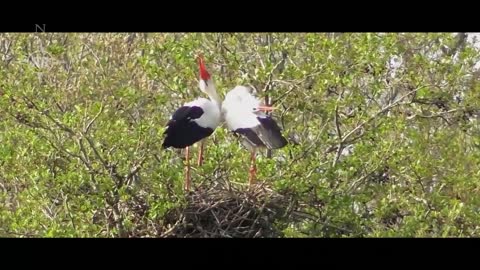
(124, 156, 149, 187)
(406, 108, 458, 122)
(110, 201, 127, 238)
(346, 141, 396, 194)
(341, 85, 426, 145)
(61, 191, 78, 236)
(84, 135, 108, 169)
(84, 103, 104, 134)
(23, 95, 75, 135)
(291, 210, 355, 235)
(332, 97, 343, 167)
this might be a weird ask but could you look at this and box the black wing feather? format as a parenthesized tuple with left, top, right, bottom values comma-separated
(162, 106, 213, 149)
(255, 116, 288, 149)
(234, 128, 265, 147)
(233, 115, 288, 149)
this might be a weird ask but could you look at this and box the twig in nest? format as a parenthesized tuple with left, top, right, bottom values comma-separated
(161, 182, 294, 238)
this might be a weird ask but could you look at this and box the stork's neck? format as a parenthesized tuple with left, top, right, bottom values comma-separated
(204, 80, 222, 109)
(207, 89, 222, 109)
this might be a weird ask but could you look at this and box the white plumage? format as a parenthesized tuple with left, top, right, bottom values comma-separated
(162, 54, 223, 191)
(184, 97, 221, 129)
(221, 85, 288, 186)
(222, 85, 287, 149)
(164, 54, 288, 190)
(222, 86, 263, 131)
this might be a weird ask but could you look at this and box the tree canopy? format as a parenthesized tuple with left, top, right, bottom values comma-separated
(1, 33, 479, 237)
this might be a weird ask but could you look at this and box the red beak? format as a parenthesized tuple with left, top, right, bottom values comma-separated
(197, 53, 211, 81)
(257, 105, 276, 112)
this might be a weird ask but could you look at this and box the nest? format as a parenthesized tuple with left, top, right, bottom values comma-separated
(161, 181, 293, 238)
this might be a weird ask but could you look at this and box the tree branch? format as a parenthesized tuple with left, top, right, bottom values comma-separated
(84, 103, 104, 134)
(341, 85, 426, 145)
(332, 96, 343, 167)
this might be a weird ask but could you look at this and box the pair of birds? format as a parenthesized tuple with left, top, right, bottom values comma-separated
(162, 54, 288, 191)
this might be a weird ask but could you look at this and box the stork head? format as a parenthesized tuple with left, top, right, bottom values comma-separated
(197, 53, 215, 95)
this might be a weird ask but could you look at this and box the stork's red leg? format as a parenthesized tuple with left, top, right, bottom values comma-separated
(197, 140, 205, 166)
(184, 146, 191, 191)
(248, 148, 257, 187)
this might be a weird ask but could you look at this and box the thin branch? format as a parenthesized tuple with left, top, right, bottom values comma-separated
(23, 95, 75, 135)
(291, 210, 355, 235)
(84, 135, 108, 171)
(124, 156, 148, 187)
(341, 85, 426, 145)
(61, 191, 78, 236)
(286, 121, 328, 168)
(406, 108, 458, 121)
(270, 72, 324, 105)
(346, 142, 396, 194)
(332, 96, 343, 167)
(110, 201, 127, 238)
(84, 103, 104, 134)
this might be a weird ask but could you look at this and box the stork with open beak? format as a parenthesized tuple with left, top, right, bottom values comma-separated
(162, 54, 222, 191)
(222, 85, 288, 186)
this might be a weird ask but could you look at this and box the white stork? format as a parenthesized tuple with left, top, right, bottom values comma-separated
(222, 85, 288, 187)
(162, 54, 222, 191)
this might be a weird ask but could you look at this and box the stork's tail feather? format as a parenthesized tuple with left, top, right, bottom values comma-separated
(256, 116, 288, 149)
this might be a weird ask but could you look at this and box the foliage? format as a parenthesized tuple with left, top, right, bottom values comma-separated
(1, 33, 480, 237)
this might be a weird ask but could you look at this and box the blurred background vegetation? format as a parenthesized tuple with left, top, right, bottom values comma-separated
(1, 33, 480, 237)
